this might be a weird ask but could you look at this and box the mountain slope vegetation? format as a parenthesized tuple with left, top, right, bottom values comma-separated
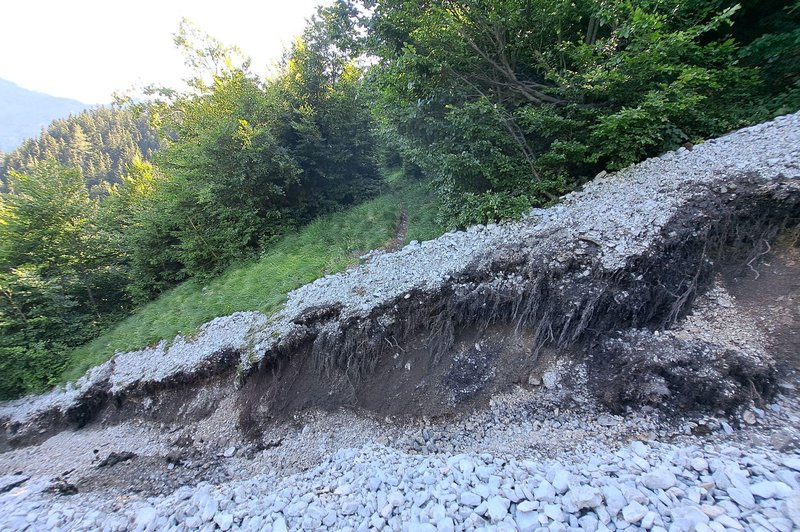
(1, 106, 159, 191)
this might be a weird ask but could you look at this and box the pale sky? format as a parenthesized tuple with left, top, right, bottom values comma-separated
(1, 0, 328, 104)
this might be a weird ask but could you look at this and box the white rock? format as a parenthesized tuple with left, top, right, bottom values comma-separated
(213, 512, 234, 531)
(436, 517, 455, 532)
(134, 507, 158, 529)
(340, 501, 359, 515)
(783, 458, 800, 472)
(542, 371, 560, 389)
(387, 491, 405, 507)
(578, 514, 599, 532)
(641, 511, 657, 530)
(334, 484, 353, 495)
(700, 505, 725, 518)
(460, 492, 482, 507)
(566, 486, 603, 510)
(552, 470, 570, 494)
(622, 501, 648, 524)
(713, 515, 744, 530)
(691, 458, 709, 472)
(543, 503, 565, 522)
(486, 496, 510, 522)
(223, 446, 236, 458)
(750, 481, 793, 499)
(515, 509, 539, 532)
(785, 493, 800, 527)
(631, 441, 649, 458)
(671, 506, 710, 528)
(602, 485, 627, 516)
(641, 469, 677, 491)
(535, 480, 557, 502)
(727, 487, 755, 509)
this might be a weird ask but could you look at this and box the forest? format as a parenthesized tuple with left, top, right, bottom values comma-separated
(0, 0, 798, 399)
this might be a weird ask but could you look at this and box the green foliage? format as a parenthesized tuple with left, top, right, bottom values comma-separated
(0, 162, 128, 398)
(135, 18, 383, 283)
(62, 178, 442, 382)
(0, 106, 159, 191)
(362, 0, 800, 224)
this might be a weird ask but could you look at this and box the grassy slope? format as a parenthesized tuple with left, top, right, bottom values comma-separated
(63, 175, 442, 382)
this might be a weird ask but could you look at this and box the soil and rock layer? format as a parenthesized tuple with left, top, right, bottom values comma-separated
(0, 113, 799, 531)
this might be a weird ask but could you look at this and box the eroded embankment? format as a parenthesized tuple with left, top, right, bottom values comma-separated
(1, 113, 799, 449)
(237, 178, 798, 432)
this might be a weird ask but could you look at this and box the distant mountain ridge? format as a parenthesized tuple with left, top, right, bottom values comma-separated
(0, 78, 88, 152)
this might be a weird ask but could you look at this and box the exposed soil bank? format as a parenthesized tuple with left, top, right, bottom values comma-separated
(1, 113, 798, 450)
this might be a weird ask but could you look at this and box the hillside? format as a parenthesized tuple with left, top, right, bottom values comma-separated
(1, 1, 799, 529)
(0, 79, 87, 153)
(0, 114, 798, 530)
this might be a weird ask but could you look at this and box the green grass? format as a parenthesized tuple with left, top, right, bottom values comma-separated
(62, 177, 443, 382)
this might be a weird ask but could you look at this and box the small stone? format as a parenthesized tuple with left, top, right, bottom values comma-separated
(750, 481, 793, 499)
(671, 506, 710, 528)
(602, 485, 627, 516)
(714, 515, 744, 530)
(641, 511, 657, 530)
(436, 517, 455, 532)
(213, 513, 234, 531)
(785, 493, 800, 527)
(596, 415, 619, 427)
(387, 491, 405, 507)
(273, 515, 289, 532)
(565, 486, 603, 510)
(783, 458, 800, 472)
(460, 492, 482, 507)
(642, 469, 677, 491)
(340, 501, 359, 516)
(223, 447, 236, 458)
(134, 507, 158, 529)
(727, 487, 755, 509)
(631, 441, 649, 458)
(515, 509, 540, 532)
(700, 505, 726, 518)
(743, 411, 756, 425)
(578, 514, 599, 532)
(535, 480, 557, 502)
(542, 371, 560, 390)
(622, 501, 648, 524)
(486, 496, 510, 522)
(528, 373, 542, 386)
(334, 484, 353, 495)
(691, 458, 709, 472)
(552, 470, 570, 494)
(543, 503, 565, 522)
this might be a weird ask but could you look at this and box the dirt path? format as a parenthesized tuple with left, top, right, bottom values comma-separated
(386, 208, 408, 252)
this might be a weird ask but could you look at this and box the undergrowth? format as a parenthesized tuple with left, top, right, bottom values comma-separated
(62, 175, 442, 382)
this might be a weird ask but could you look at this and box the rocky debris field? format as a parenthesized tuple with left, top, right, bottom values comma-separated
(0, 114, 798, 530)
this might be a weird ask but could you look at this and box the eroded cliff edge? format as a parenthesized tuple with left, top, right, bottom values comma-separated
(1, 113, 798, 448)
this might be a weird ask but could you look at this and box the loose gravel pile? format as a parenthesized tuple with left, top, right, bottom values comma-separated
(2, 424, 799, 531)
